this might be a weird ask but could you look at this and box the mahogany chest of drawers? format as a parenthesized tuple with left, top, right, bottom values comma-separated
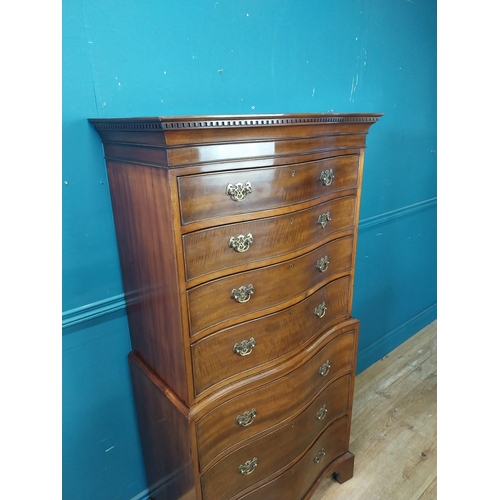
(89, 113, 381, 500)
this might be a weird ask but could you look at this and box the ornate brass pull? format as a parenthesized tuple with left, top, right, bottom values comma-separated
(236, 408, 257, 427)
(230, 284, 254, 303)
(318, 360, 331, 377)
(318, 212, 332, 228)
(316, 256, 329, 273)
(314, 302, 327, 319)
(313, 448, 326, 464)
(233, 337, 256, 356)
(319, 169, 334, 186)
(226, 181, 252, 202)
(316, 404, 328, 420)
(229, 233, 254, 253)
(239, 457, 258, 475)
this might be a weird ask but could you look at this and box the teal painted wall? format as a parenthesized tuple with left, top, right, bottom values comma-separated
(62, 1, 436, 498)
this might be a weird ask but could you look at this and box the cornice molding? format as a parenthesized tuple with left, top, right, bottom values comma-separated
(89, 114, 383, 132)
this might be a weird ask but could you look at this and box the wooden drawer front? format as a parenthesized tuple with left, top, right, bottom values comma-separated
(187, 236, 353, 336)
(239, 416, 349, 500)
(183, 196, 356, 283)
(200, 377, 350, 500)
(177, 155, 359, 225)
(192, 277, 351, 397)
(196, 328, 356, 472)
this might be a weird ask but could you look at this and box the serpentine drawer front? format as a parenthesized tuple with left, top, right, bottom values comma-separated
(200, 376, 351, 500)
(191, 276, 351, 397)
(187, 236, 354, 337)
(177, 155, 359, 224)
(238, 416, 350, 500)
(89, 112, 381, 500)
(182, 195, 356, 283)
(196, 328, 356, 472)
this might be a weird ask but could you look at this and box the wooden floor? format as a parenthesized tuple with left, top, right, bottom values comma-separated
(311, 321, 437, 500)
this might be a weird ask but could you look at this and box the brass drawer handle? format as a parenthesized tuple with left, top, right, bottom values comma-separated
(314, 302, 327, 319)
(318, 212, 332, 228)
(313, 448, 326, 464)
(233, 337, 256, 356)
(319, 169, 334, 186)
(318, 360, 331, 377)
(236, 408, 257, 427)
(229, 233, 254, 253)
(230, 284, 254, 303)
(226, 181, 252, 202)
(316, 256, 330, 273)
(316, 404, 328, 420)
(239, 457, 258, 475)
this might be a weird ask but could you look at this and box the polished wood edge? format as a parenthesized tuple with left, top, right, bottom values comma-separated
(166, 132, 370, 151)
(96, 133, 369, 156)
(89, 113, 383, 131)
(181, 149, 362, 173)
(348, 149, 365, 318)
(107, 149, 362, 176)
(100, 146, 367, 170)
(128, 351, 190, 419)
(188, 420, 203, 500)
(344, 325, 359, 446)
(165, 164, 194, 405)
(96, 131, 369, 148)
(303, 451, 355, 500)
(189, 319, 359, 419)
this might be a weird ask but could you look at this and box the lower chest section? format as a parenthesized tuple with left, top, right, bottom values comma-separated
(130, 320, 358, 500)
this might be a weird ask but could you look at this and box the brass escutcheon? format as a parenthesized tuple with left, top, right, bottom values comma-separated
(318, 212, 332, 228)
(314, 302, 327, 319)
(236, 408, 257, 427)
(226, 181, 252, 202)
(316, 256, 330, 273)
(229, 233, 254, 253)
(318, 360, 331, 377)
(316, 404, 328, 420)
(230, 284, 254, 303)
(239, 457, 258, 475)
(313, 448, 326, 464)
(233, 337, 256, 356)
(319, 168, 334, 186)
